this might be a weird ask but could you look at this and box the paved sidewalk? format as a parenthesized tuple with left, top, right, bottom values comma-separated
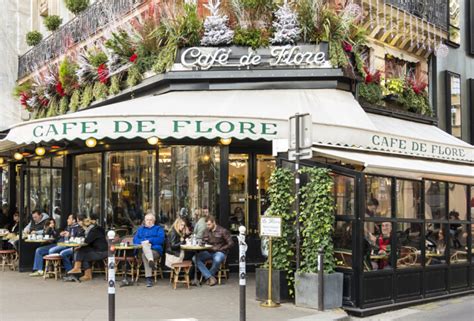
(0, 270, 347, 321)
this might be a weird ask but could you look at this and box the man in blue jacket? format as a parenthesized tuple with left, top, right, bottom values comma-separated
(133, 213, 165, 287)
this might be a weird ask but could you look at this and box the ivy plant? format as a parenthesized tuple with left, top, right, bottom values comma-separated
(263, 167, 296, 296)
(299, 167, 336, 274)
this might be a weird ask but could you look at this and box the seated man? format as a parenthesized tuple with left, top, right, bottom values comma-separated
(29, 218, 59, 276)
(194, 216, 234, 286)
(68, 214, 108, 282)
(23, 210, 50, 235)
(133, 213, 165, 287)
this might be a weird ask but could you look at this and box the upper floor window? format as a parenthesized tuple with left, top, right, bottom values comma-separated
(448, 0, 461, 46)
(445, 71, 462, 139)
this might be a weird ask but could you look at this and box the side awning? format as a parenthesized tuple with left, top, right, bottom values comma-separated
(312, 147, 474, 184)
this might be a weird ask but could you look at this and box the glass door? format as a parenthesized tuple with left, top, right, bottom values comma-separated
(228, 154, 249, 234)
(256, 154, 276, 233)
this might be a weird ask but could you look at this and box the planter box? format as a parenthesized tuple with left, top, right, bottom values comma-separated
(255, 268, 291, 303)
(295, 272, 343, 310)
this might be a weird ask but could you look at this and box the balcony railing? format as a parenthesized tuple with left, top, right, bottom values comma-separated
(18, 0, 146, 80)
(386, 0, 448, 29)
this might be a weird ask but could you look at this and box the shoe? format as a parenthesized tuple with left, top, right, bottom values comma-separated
(146, 277, 153, 287)
(29, 270, 43, 277)
(148, 260, 156, 271)
(79, 268, 92, 282)
(68, 261, 82, 274)
(208, 276, 217, 286)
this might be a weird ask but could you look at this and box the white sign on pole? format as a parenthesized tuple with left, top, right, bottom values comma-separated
(260, 216, 282, 237)
(289, 113, 312, 161)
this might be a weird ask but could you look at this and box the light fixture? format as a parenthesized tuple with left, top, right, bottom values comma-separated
(0, 157, 4, 165)
(35, 146, 46, 156)
(13, 152, 23, 161)
(147, 136, 159, 145)
(220, 137, 232, 145)
(85, 137, 97, 148)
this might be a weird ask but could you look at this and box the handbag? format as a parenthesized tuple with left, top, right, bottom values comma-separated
(165, 250, 184, 268)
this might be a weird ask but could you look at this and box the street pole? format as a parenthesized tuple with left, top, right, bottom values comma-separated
(238, 226, 248, 321)
(295, 113, 301, 271)
(318, 247, 324, 311)
(107, 230, 116, 321)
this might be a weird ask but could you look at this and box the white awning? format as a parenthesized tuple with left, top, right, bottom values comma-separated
(313, 147, 474, 184)
(0, 89, 374, 150)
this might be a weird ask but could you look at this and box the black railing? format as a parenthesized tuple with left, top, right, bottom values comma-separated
(18, 0, 146, 79)
(386, 0, 448, 29)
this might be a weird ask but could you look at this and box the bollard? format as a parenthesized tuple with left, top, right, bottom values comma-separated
(238, 226, 248, 321)
(107, 230, 116, 321)
(318, 247, 324, 311)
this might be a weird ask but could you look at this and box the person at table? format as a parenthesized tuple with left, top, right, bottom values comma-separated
(23, 210, 50, 235)
(194, 216, 234, 286)
(7, 211, 20, 234)
(29, 218, 59, 277)
(68, 213, 108, 282)
(165, 217, 193, 268)
(368, 221, 392, 270)
(133, 213, 165, 288)
(193, 208, 208, 241)
(56, 214, 85, 273)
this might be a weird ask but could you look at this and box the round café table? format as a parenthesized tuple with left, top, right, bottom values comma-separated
(181, 244, 213, 287)
(114, 244, 142, 286)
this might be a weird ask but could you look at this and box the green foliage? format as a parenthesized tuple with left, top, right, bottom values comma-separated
(264, 168, 296, 296)
(109, 75, 122, 96)
(105, 30, 135, 60)
(59, 96, 69, 115)
(88, 51, 108, 68)
(80, 84, 94, 108)
(26, 31, 43, 46)
(230, 0, 274, 29)
(329, 39, 348, 68)
(13, 82, 32, 98)
(359, 83, 384, 105)
(59, 58, 78, 95)
(92, 81, 108, 101)
(44, 15, 62, 31)
(126, 65, 142, 88)
(46, 98, 59, 118)
(299, 167, 336, 274)
(234, 27, 270, 49)
(385, 78, 404, 96)
(296, 0, 322, 43)
(35, 108, 47, 120)
(178, 3, 203, 47)
(69, 89, 81, 112)
(398, 88, 432, 116)
(64, 0, 89, 15)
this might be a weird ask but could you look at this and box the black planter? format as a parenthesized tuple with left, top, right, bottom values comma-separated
(255, 268, 291, 303)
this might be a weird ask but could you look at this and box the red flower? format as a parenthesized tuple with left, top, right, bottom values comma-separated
(97, 63, 109, 84)
(363, 67, 381, 85)
(129, 53, 138, 63)
(56, 82, 66, 97)
(407, 77, 427, 95)
(20, 92, 29, 106)
(40, 97, 49, 107)
(342, 41, 353, 52)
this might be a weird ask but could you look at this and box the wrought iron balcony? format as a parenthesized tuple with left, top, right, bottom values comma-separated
(18, 0, 146, 80)
(385, 0, 448, 29)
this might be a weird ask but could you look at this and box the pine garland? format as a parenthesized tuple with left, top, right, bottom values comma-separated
(93, 81, 108, 101)
(69, 89, 81, 112)
(81, 84, 94, 108)
(126, 65, 142, 88)
(109, 75, 122, 96)
(46, 99, 59, 118)
(59, 96, 69, 115)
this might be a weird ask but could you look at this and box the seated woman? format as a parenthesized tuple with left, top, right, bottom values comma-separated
(68, 214, 108, 282)
(133, 213, 165, 288)
(368, 222, 392, 270)
(166, 217, 193, 269)
(29, 219, 59, 277)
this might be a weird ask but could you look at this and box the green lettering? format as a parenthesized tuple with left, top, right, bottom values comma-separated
(81, 121, 98, 134)
(137, 120, 156, 133)
(240, 122, 256, 134)
(45, 124, 59, 136)
(372, 135, 380, 145)
(62, 122, 77, 135)
(114, 121, 132, 133)
(173, 120, 191, 133)
(33, 126, 44, 138)
(216, 121, 235, 134)
(196, 121, 212, 133)
(261, 123, 277, 135)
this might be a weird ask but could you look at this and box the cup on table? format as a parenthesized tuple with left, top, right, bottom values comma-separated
(44, 235, 50, 240)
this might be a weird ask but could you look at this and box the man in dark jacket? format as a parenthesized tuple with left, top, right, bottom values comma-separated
(23, 210, 49, 235)
(194, 216, 233, 286)
(68, 214, 108, 281)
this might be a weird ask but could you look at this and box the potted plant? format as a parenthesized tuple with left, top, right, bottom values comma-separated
(398, 75, 432, 116)
(26, 30, 43, 46)
(358, 67, 383, 105)
(256, 167, 296, 303)
(295, 167, 343, 310)
(44, 15, 63, 32)
(64, 0, 89, 15)
(383, 77, 404, 102)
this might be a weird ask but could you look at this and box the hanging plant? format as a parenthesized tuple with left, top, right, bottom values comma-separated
(59, 96, 69, 115)
(26, 31, 43, 46)
(263, 167, 296, 296)
(109, 74, 122, 96)
(126, 65, 142, 88)
(299, 167, 336, 274)
(44, 15, 63, 32)
(80, 84, 94, 108)
(64, 0, 89, 15)
(46, 98, 59, 118)
(92, 81, 108, 101)
(69, 89, 81, 112)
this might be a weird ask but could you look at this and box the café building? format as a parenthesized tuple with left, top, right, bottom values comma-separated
(0, 44, 473, 315)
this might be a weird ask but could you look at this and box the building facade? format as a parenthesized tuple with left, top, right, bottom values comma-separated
(0, 0, 472, 316)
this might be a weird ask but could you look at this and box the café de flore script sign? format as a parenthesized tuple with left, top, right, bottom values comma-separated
(177, 43, 330, 71)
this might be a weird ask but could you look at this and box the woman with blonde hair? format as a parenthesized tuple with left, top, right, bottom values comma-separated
(165, 217, 192, 268)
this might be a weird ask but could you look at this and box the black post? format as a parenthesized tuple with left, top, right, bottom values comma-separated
(107, 230, 116, 321)
(295, 114, 301, 271)
(238, 226, 247, 321)
(318, 247, 324, 311)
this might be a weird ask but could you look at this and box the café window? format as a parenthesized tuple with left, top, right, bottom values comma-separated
(334, 221, 353, 269)
(470, 1, 474, 55)
(364, 221, 393, 271)
(0, 165, 8, 208)
(448, 0, 461, 46)
(426, 223, 447, 265)
(425, 181, 446, 220)
(446, 71, 462, 139)
(74, 153, 102, 219)
(365, 176, 392, 218)
(158, 146, 220, 228)
(396, 179, 422, 219)
(333, 174, 355, 216)
(448, 183, 467, 221)
(105, 150, 156, 229)
(396, 222, 423, 268)
(449, 224, 469, 264)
